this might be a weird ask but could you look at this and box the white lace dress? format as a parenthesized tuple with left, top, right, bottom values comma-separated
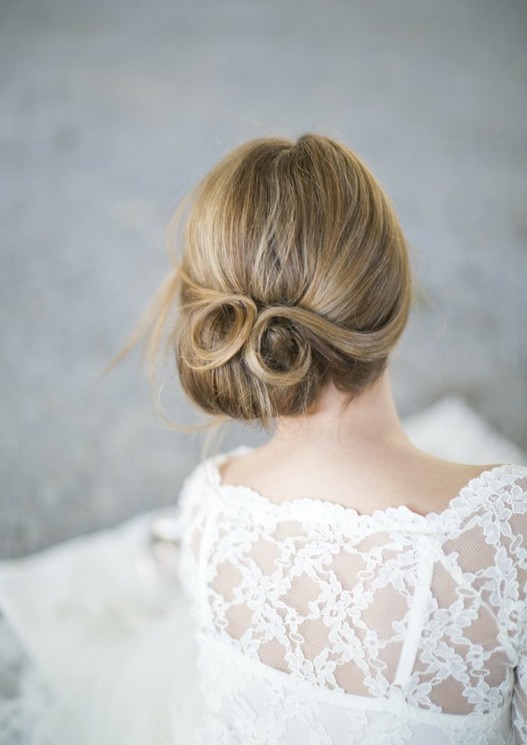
(177, 446, 527, 745)
(1, 443, 526, 744)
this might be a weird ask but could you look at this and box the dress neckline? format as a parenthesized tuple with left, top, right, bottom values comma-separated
(205, 445, 521, 533)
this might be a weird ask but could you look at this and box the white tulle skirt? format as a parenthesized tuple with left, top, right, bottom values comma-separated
(0, 508, 203, 745)
(0, 397, 525, 745)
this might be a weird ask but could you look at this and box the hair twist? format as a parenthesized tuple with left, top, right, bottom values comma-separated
(244, 306, 312, 386)
(185, 293, 258, 370)
(245, 298, 405, 385)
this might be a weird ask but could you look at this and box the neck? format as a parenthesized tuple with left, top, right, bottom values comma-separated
(269, 367, 412, 453)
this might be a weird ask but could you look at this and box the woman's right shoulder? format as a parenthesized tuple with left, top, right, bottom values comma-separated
(503, 462, 527, 504)
(500, 461, 527, 490)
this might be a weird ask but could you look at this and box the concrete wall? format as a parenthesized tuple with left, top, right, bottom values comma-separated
(1, 0, 526, 557)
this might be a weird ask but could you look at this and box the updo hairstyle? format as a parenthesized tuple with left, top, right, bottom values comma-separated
(109, 134, 414, 434)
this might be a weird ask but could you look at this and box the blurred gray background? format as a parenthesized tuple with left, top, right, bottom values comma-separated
(1, 0, 526, 558)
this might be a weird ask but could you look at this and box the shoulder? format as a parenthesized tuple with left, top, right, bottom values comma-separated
(177, 446, 250, 506)
(470, 462, 527, 566)
(480, 461, 527, 490)
(496, 462, 527, 507)
(465, 462, 527, 521)
(176, 455, 214, 514)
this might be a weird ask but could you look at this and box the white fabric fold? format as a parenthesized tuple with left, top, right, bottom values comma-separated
(0, 509, 203, 745)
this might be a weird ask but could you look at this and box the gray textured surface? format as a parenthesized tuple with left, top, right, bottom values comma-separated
(1, 0, 526, 558)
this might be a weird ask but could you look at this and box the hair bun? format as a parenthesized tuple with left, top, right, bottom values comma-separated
(245, 306, 312, 386)
(150, 134, 414, 431)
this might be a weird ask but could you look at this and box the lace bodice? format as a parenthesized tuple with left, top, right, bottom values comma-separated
(175, 445, 527, 744)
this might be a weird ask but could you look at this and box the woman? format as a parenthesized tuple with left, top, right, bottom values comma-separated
(1, 134, 526, 744)
(130, 133, 527, 742)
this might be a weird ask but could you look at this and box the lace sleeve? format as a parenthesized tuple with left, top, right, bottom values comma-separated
(512, 470, 527, 744)
(512, 640, 527, 743)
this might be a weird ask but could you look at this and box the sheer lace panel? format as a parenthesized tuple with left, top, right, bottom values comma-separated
(513, 646, 527, 743)
(210, 523, 410, 698)
(178, 457, 527, 736)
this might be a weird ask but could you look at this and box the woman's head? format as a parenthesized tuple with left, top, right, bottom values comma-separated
(110, 134, 414, 434)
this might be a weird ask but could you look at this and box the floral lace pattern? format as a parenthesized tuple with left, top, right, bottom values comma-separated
(176, 446, 527, 744)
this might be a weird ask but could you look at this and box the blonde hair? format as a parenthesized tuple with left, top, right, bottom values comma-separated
(104, 134, 414, 434)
